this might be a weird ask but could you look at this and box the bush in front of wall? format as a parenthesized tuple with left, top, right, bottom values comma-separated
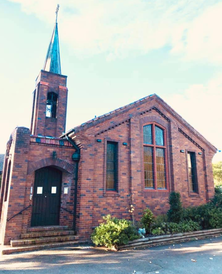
(151, 220, 200, 235)
(151, 227, 165, 236)
(151, 214, 168, 234)
(141, 208, 155, 234)
(91, 215, 139, 249)
(167, 192, 183, 223)
(211, 191, 222, 207)
(183, 202, 222, 230)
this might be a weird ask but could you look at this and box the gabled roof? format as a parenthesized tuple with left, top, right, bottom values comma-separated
(64, 94, 217, 152)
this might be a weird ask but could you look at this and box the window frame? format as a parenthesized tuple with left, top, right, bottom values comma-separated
(104, 140, 119, 195)
(186, 151, 199, 194)
(46, 92, 58, 119)
(4, 160, 11, 202)
(143, 123, 169, 192)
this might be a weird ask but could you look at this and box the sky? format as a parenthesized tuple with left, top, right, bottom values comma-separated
(0, 0, 222, 162)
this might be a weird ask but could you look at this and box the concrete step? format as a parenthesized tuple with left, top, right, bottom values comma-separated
(27, 226, 69, 232)
(11, 235, 79, 247)
(1, 240, 85, 255)
(21, 230, 75, 239)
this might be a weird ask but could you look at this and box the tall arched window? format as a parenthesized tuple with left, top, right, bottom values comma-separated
(46, 92, 58, 118)
(143, 124, 167, 189)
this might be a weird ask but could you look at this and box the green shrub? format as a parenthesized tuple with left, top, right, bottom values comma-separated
(141, 208, 155, 234)
(153, 214, 168, 226)
(151, 227, 165, 236)
(151, 215, 168, 234)
(167, 222, 181, 234)
(215, 186, 222, 194)
(183, 202, 222, 230)
(206, 207, 222, 228)
(179, 220, 200, 232)
(167, 192, 183, 223)
(91, 215, 139, 249)
(152, 220, 200, 235)
(211, 192, 222, 207)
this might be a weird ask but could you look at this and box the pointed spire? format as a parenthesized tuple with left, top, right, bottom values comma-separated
(43, 4, 61, 74)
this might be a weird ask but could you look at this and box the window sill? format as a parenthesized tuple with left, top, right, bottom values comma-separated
(46, 117, 57, 120)
(188, 192, 200, 198)
(144, 188, 169, 192)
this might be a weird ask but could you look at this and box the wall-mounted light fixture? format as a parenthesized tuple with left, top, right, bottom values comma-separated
(180, 150, 185, 153)
(198, 152, 202, 155)
(122, 142, 127, 146)
(96, 139, 102, 143)
(72, 151, 80, 161)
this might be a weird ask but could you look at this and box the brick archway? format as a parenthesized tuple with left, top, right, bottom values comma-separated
(27, 158, 74, 175)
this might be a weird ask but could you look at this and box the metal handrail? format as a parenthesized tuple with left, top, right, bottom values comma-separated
(60, 206, 73, 215)
(7, 205, 31, 222)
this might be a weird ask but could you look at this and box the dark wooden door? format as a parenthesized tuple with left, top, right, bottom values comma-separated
(31, 167, 62, 226)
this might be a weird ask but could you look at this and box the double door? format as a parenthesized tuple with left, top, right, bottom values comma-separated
(31, 167, 62, 227)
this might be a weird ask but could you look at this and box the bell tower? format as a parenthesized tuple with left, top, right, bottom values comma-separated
(31, 5, 68, 137)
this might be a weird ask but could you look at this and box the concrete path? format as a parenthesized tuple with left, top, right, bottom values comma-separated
(0, 236, 222, 274)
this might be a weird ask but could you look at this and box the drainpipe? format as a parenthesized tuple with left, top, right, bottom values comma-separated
(65, 134, 80, 232)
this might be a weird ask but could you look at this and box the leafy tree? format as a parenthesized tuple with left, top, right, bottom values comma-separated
(213, 161, 222, 186)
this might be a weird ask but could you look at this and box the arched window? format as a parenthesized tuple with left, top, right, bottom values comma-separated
(143, 124, 167, 189)
(46, 92, 58, 118)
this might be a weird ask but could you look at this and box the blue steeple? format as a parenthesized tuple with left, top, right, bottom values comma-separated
(43, 5, 61, 74)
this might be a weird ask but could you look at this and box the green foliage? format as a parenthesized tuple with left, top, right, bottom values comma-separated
(207, 207, 222, 228)
(167, 192, 183, 223)
(141, 208, 155, 234)
(213, 161, 222, 186)
(215, 186, 222, 194)
(168, 220, 200, 233)
(151, 220, 200, 235)
(91, 215, 139, 248)
(151, 227, 165, 236)
(151, 215, 168, 234)
(211, 192, 222, 207)
(151, 192, 222, 237)
(182, 193, 222, 230)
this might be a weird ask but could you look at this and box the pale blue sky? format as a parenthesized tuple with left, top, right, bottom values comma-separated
(0, 0, 222, 162)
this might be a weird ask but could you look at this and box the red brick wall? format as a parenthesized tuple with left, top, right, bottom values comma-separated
(74, 96, 216, 240)
(31, 70, 68, 137)
(0, 130, 76, 245)
(0, 96, 216, 244)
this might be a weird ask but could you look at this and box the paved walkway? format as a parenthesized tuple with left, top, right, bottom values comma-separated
(0, 236, 222, 274)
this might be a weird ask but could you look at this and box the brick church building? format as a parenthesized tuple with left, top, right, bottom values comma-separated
(0, 11, 217, 250)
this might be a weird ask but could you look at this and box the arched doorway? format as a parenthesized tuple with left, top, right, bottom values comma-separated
(31, 166, 62, 226)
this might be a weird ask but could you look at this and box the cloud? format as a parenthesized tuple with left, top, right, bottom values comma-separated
(171, 2, 222, 64)
(164, 72, 222, 150)
(8, 0, 222, 63)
